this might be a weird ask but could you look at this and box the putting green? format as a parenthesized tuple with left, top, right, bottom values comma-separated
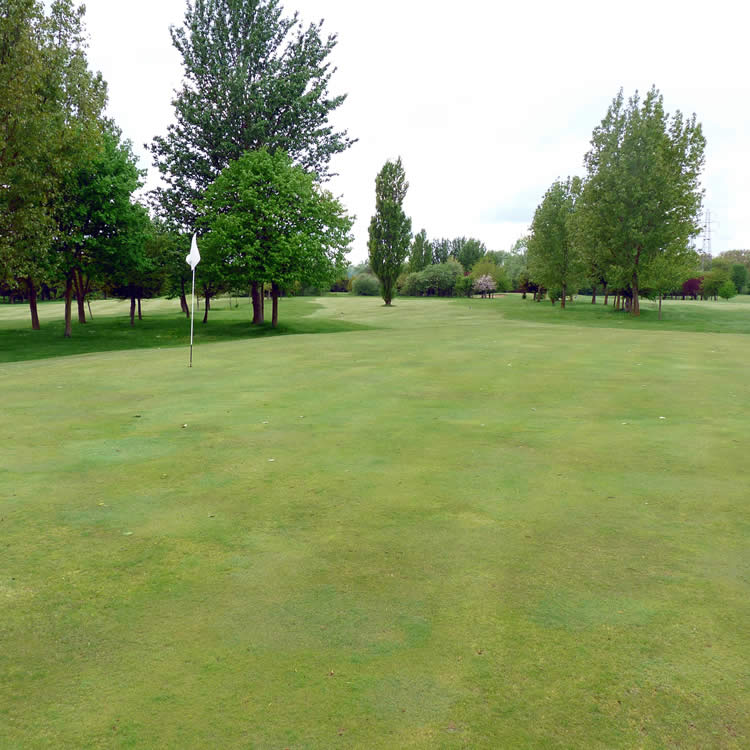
(2, 294, 748, 748)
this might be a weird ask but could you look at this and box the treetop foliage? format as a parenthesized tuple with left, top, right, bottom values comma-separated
(149, 0, 354, 230)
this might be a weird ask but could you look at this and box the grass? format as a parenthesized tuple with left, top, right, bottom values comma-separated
(2, 293, 749, 748)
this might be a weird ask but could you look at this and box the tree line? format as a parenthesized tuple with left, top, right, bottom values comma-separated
(525, 87, 747, 316)
(1, 0, 355, 333)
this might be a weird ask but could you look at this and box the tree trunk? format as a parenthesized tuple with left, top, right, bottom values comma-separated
(658, 294, 663, 320)
(561, 283, 566, 309)
(73, 270, 87, 323)
(64, 275, 73, 337)
(27, 278, 40, 330)
(180, 279, 190, 317)
(137, 295, 142, 320)
(87, 298, 94, 320)
(271, 282, 280, 327)
(631, 274, 640, 315)
(591, 284, 597, 304)
(603, 284, 609, 306)
(251, 281, 264, 324)
(202, 293, 211, 323)
(129, 288, 136, 326)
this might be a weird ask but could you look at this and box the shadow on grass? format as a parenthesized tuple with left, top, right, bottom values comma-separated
(0, 298, 378, 364)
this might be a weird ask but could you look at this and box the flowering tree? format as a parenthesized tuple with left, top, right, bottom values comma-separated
(473, 274, 497, 298)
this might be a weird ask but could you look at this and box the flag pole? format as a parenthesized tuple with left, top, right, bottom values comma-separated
(189, 266, 196, 367)
(186, 232, 201, 368)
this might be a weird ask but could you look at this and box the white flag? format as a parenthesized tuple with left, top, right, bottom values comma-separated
(186, 233, 201, 270)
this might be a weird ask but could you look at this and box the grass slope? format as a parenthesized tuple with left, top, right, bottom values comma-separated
(2, 294, 749, 748)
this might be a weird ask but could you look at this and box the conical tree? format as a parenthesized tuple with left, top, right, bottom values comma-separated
(368, 157, 412, 306)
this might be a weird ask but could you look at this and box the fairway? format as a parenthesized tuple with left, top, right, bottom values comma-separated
(2, 295, 749, 748)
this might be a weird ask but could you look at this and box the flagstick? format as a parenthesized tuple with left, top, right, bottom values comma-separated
(189, 267, 196, 367)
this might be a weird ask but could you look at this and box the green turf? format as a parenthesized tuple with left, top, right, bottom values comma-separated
(2, 294, 749, 748)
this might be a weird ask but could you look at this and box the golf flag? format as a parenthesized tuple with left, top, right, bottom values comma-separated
(187, 233, 200, 367)
(186, 233, 201, 270)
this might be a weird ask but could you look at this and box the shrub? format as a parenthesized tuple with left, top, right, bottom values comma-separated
(455, 274, 474, 297)
(352, 273, 381, 296)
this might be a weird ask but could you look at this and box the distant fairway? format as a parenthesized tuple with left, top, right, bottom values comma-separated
(2, 294, 749, 748)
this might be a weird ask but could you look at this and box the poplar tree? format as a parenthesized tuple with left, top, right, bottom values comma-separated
(368, 157, 412, 306)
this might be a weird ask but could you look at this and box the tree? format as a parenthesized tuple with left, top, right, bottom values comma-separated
(0, 0, 107, 329)
(701, 265, 729, 300)
(642, 252, 698, 319)
(576, 87, 706, 315)
(368, 157, 412, 305)
(408, 229, 432, 272)
(431, 238, 451, 265)
(470, 256, 509, 292)
(473, 274, 496, 298)
(453, 237, 486, 271)
(718, 280, 737, 301)
(730, 263, 747, 294)
(53, 126, 145, 336)
(200, 148, 352, 326)
(149, 0, 354, 235)
(527, 177, 584, 308)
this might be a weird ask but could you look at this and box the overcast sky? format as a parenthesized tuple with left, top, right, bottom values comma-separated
(82, 0, 748, 262)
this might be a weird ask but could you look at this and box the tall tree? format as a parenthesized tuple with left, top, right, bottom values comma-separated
(409, 229, 431, 272)
(576, 87, 705, 315)
(54, 126, 144, 336)
(730, 263, 747, 293)
(527, 177, 584, 308)
(453, 237, 486, 271)
(149, 0, 354, 233)
(0, 0, 106, 329)
(368, 157, 412, 306)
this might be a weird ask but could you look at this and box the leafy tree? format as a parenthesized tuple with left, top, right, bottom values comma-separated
(642, 252, 698, 319)
(453, 237, 486, 271)
(576, 87, 705, 315)
(431, 238, 451, 265)
(718, 279, 737, 301)
(54, 125, 145, 335)
(409, 229, 432, 272)
(473, 274, 496, 298)
(730, 263, 747, 293)
(681, 277, 702, 300)
(200, 148, 352, 326)
(489, 236, 528, 290)
(454, 273, 474, 297)
(0, 0, 107, 329)
(470, 257, 509, 292)
(149, 0, 353, 233)
(701, 265, 730, 300)
(527, 177, 584, 308)
(368, 157, 412, 305)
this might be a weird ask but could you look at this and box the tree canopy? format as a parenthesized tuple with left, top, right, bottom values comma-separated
(575, 87, 705, 314)
(528, 177, 584, 307)
(149, 0, 354, 232)
(200, 148, 352, 325)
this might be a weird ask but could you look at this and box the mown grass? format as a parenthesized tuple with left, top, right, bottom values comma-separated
(1, 293, 749, 748)
(0, 295, 375, 363)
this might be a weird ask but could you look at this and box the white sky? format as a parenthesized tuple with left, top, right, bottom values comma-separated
(82, 0, 749, 263)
